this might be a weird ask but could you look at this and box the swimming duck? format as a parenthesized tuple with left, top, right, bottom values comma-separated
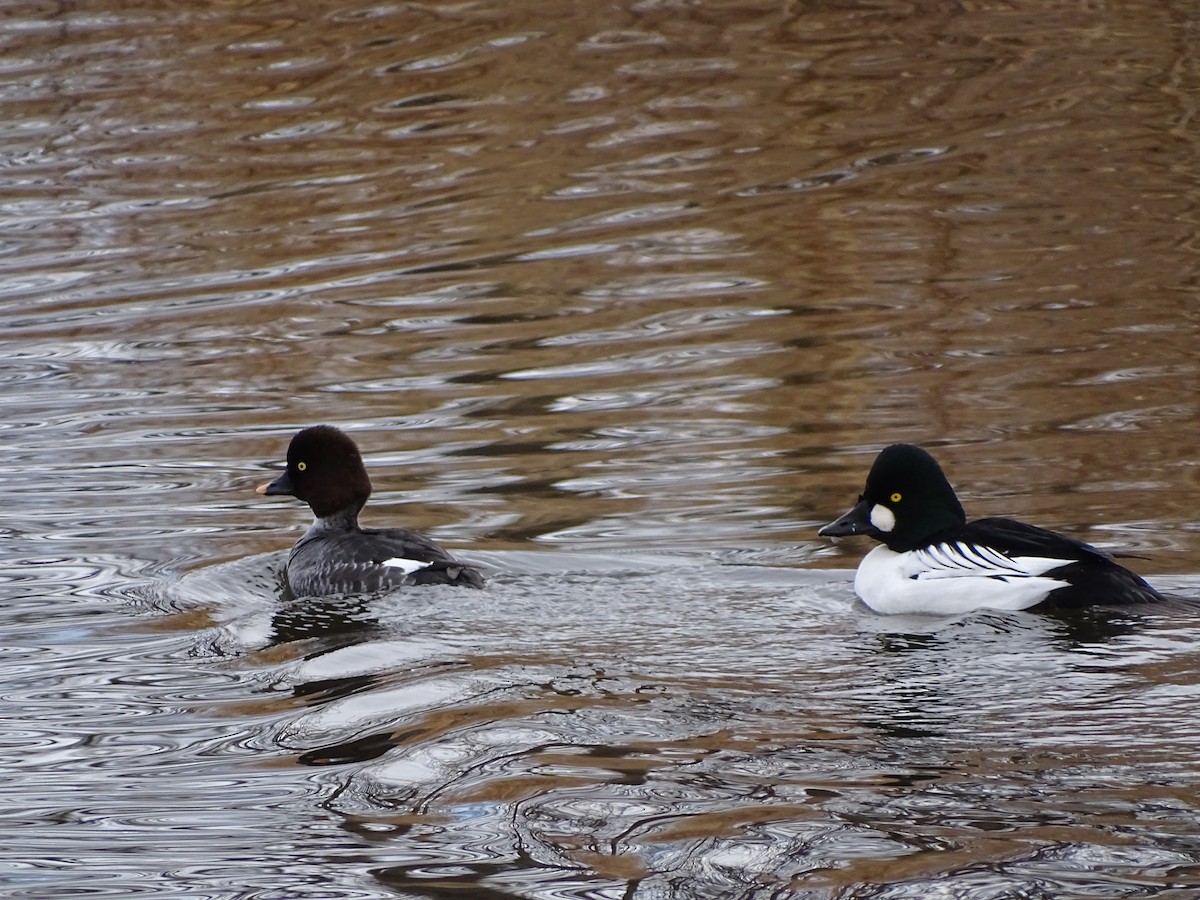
(819, 443, 1162, 614)
(257, 425, 484, 597)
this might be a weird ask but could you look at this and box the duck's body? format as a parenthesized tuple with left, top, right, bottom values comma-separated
(258, 426, 483, 597)
(282, 511, 484, 598)
(819, 444, 1162, 615)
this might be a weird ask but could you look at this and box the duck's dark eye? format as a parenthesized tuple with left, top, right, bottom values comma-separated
(297, 461, 308, 472)
(890, 491, 902, 503)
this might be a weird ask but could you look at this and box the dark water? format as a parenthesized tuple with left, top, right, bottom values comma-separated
(3, 1, 1199, 897)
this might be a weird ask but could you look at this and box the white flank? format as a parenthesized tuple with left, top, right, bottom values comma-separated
(382, 557, 433, 576)
(854, 544, 1070, 614)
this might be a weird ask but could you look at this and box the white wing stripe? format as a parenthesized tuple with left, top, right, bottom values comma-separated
(946, 544, 972, 569)
(958, 543, 989, 568)
(910, 542, 1032, 579)
(965, 542, 1020, 571)
(381, 557, 434, 576)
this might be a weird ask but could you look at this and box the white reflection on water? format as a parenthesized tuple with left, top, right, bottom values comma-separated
(3, 533, 1200, 898)
(135, 552, 1200, 897)
(2, 0, 1199, 896)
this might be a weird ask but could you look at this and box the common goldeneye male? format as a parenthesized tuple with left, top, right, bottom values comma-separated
(818, 443, 1162, 614)
(257, 425, 484, 597)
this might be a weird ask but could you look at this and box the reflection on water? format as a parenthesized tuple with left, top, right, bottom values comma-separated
(2, 0, 1200, 897)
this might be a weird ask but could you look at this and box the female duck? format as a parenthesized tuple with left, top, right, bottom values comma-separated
(819, 443, 1162, 614)
(257, 425, 483, 597)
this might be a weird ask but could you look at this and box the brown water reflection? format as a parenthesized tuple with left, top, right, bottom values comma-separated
(5, 0, 1197, 567)
(2, 1, 1199, 897)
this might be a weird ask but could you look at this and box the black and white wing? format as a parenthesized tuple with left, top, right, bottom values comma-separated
(287, 528, 484, 597)
(908, 518, 1162, 605)
(904, 538, 1071, 582)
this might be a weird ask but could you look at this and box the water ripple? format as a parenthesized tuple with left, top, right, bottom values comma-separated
(3, 1, 1200, 897)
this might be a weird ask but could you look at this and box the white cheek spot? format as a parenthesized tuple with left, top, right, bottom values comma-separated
(869, 503, 896, 532)
(382, 557, 433, 576)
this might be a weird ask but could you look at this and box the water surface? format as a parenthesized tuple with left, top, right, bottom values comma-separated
(2, 1, 1199, 897)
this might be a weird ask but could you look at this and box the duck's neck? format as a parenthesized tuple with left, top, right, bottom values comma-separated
(307, 505, 362, 535)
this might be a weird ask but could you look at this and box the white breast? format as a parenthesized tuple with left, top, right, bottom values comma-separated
(854, 544, 1071, 615)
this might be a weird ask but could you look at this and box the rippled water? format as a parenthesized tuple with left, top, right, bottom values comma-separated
(3, 1, 1200, 897)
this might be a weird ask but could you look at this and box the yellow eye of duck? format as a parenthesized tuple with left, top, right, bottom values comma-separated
(297, 461, 307, 472)
(890, 492, 902, 503)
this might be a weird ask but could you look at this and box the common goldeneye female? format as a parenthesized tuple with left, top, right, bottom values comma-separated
(818, 443, 1162, 614)
(256, 425, 484, 597)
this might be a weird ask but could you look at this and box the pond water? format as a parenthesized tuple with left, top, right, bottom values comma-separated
(2, 1, 1199, 897)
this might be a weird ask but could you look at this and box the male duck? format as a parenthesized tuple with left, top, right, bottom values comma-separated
(819, 443, 1162, 614)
